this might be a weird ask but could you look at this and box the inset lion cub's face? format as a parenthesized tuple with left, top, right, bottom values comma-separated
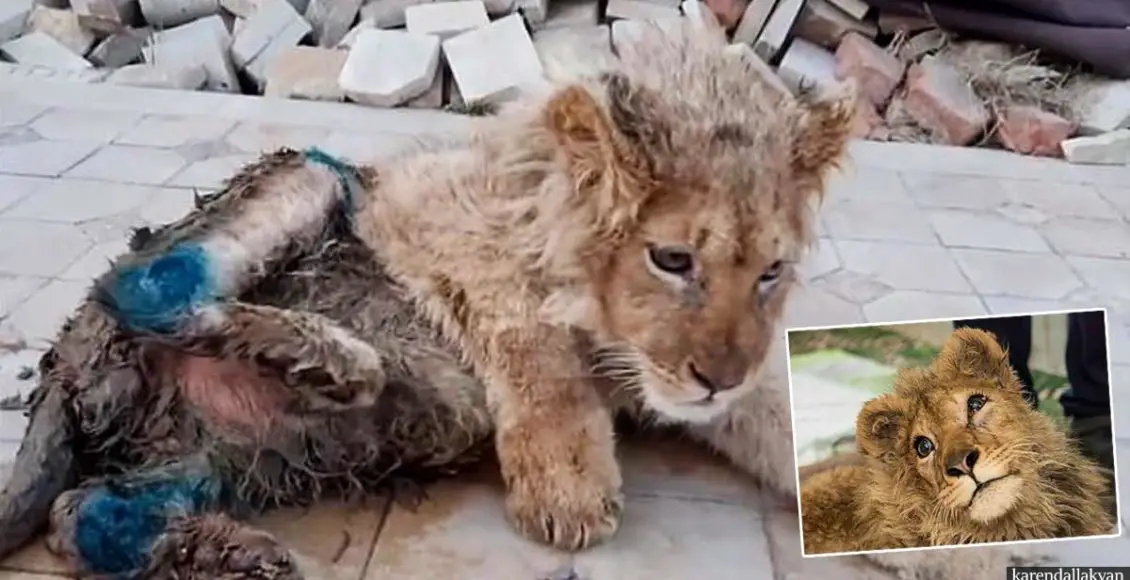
(543, 26, 857, 423)
(857, 328, 1051, 524)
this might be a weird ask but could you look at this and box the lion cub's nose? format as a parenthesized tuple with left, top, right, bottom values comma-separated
(945, 448, 980, 477)
(688, 360, 744, 394)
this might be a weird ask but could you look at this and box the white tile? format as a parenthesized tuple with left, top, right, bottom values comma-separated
(2, 179, 155, 223)
(825, 166, 913, 205)
(1001, 179, 1120, 220)
(57, 237, 129, 282)
(0, 174, 51, 215)
(1067, 256, 1130, 301)
(64, 145, 188, 185)
(165, 153, 259, 189)
(835, 240, 972, 293)
(863, 291, 986, 324)
(138, 187, 199, 225)
(0, 275, 46, 318)
(114, 114, 237, 148)
(224, 122, 332, 153)
(28, 108, 142, 143)
(784, 284, 864, 329)
(928, 208, 1051, 253)
(952, 249, 1083, 300)
(0, 220, 92, 277)
(799, 238, 840, 281)
(0, 139, 101, 176)
(823, 199, 938, 244)
(4, 278, 91, 346)
(1040, 217, 1130, 259)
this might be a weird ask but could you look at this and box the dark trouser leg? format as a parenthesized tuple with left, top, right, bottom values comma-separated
(953, 316, 1037, 408)
(1060, 310, 1112, 420)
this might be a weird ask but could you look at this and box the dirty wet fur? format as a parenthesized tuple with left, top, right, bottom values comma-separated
(800, 329, 1113, 573)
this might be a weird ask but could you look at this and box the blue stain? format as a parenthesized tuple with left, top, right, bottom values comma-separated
(104, 243, 215, 333)
(74, 476, 222, 577)
(304, 147, 361, 215)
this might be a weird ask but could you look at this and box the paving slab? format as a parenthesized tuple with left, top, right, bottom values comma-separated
(443, 13, 544, 104)
(1, 32, 92, 71)
(339, 29, 440, 107)
(0, 0, 33, 44)
(405, 0, 489, 39)
(147, 14, 240, 93)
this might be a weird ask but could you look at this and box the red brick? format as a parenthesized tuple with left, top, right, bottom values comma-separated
(902, 56, 989, 145)
(705, 0, 747, 31)
(996, 106, 1076, 157)
(850, 99, 888, 140)
(834, 32, 904, 107)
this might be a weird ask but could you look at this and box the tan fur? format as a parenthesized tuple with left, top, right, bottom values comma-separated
(801, 328, 1114, 556)
(348, 22, 857, 550)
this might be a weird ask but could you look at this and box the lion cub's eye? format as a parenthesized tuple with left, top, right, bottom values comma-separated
(967, 394, 987, 414)
(914, 436, 935, 458)
(647, 246, 695, 276)
(760, 260, 784, 282)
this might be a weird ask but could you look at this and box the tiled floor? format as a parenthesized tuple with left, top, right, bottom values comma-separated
(0, 78, 1129, 578)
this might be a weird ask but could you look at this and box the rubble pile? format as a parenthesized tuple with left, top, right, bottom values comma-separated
(1, 0, 1127, 163)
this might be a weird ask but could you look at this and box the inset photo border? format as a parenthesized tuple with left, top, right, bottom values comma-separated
(785, 309, 1121, 558)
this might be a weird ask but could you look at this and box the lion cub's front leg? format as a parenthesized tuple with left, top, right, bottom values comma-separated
(485, 325, 623, 551)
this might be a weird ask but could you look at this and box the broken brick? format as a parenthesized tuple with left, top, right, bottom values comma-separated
(995, 106, 1076, 158)
(903, 56, 989, 146)
(834, 31, 904, 107)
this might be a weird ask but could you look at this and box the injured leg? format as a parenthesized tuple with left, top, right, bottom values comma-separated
(92, 148, 370, 334)
(174, 301, 387, 413)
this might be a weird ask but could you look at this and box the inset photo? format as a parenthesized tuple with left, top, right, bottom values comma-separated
(787, 309, 1120, 557)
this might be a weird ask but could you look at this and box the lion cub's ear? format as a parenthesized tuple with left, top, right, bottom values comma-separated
(543, 76, 665, 226)
(934, 328, 1017, 387)
(790, 81, 858, 199)
(856, 393, 906, 460)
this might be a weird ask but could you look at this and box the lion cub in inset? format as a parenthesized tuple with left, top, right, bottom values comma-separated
(801, 328, 1114, 555)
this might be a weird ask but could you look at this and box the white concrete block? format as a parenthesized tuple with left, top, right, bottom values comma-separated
(243, 16, 312, 88)
(731, 0, 776, 45)
(231, 0, 308, 68)
(777, 37, 836, 94)
(0, 0, 34, 44)
(147, 15, 239, 92)
(0, 31, 92, 70)
(359, 0, 430, 28)
(304, 0, 362, 47)
(70, 0, 140, 33)
(482, 0, 515, 17)
(753, 0, 803, 61)
(405, 0, 488, 39)
(605, 0, 678, 20)
(405, 64, 445, 108)
(107, 62, 207, 89)
(25, 6, 96, 56)
(610, 17, 681, 54)
(339, 29, 440, 106)
(1062, 130, 1130, 165)
(337, 16, 375, 48)
(1077, 80, 1130, 135)
(220, 0, 259, 17)
(442, 13, 544, 104)
(89, 27, 150, 67)
(138, 0, 221, 28)
(516, 0, 547, 28)
(264, 45, 347, 100)
(533, 24, 615, 81)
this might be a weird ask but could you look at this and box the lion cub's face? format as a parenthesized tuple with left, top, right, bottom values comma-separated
(857, 328, 1049, 524)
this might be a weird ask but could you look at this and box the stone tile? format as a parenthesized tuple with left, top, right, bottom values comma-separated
(0, 220, 92, 277)
(1067, 256, 1130, 301)
(810, 270, 893, 305)
(365, 472, 570, 578)
(1001, 179, 1120, 221)
(0, 175, 51, 216)
(137, 187, 199, 225)
(250, 500, 388, 580)
(0, 407, 28, 442)
(340, 29, 441, 107)
(224, 122, 333, 154)
(899, 171, 1009, 210)
(784, 284, 864, 329)
(165, 153, 259, 189)
(1043, 533, 1130, 567)
(0, 139, 101, 176)
(928, 208, 1051, 253)
(825, 166, 912, 205)
(2, 179, 155, 223)
(0, 275, 46, 319)
(982, 296, 1073, 317)
(0, 538, 72, 576)
(64, 145, 188, 185)
(762, 502, 899, 579)
(862, 291, 986, 324)
(442, 13, 545, 104)
(1095, 184, 1130, 221)
(571, 495, 771, 580)
(834, 240, 972, 293)
(27, 108, 142, 143)
(952, 249, 1084, 300)
(57, 237, 129, 282)
(4, 279, 90, 347)
(799, 238, 840, 281)
(115, 114, 237, 148)
(822, 199, 938, 245)
(618, 436, 757, 505)
(0, 347, 42, 406)
(0, 101, 48, 128)
(1040, 217, 1130, 259)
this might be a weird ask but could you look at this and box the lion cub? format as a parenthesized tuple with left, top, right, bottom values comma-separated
(801, 328, 1114, 554)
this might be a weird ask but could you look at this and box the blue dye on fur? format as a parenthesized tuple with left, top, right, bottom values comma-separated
(107, 243, 215, 333)
(74, 476, 221, 576)
(304, 146, 361, 215)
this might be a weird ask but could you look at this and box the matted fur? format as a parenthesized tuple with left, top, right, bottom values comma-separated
(1, 22, 867, 577)
(801, 328, 1114, 557)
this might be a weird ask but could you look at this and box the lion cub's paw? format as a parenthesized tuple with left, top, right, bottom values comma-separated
(505, 474, 625, 552)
